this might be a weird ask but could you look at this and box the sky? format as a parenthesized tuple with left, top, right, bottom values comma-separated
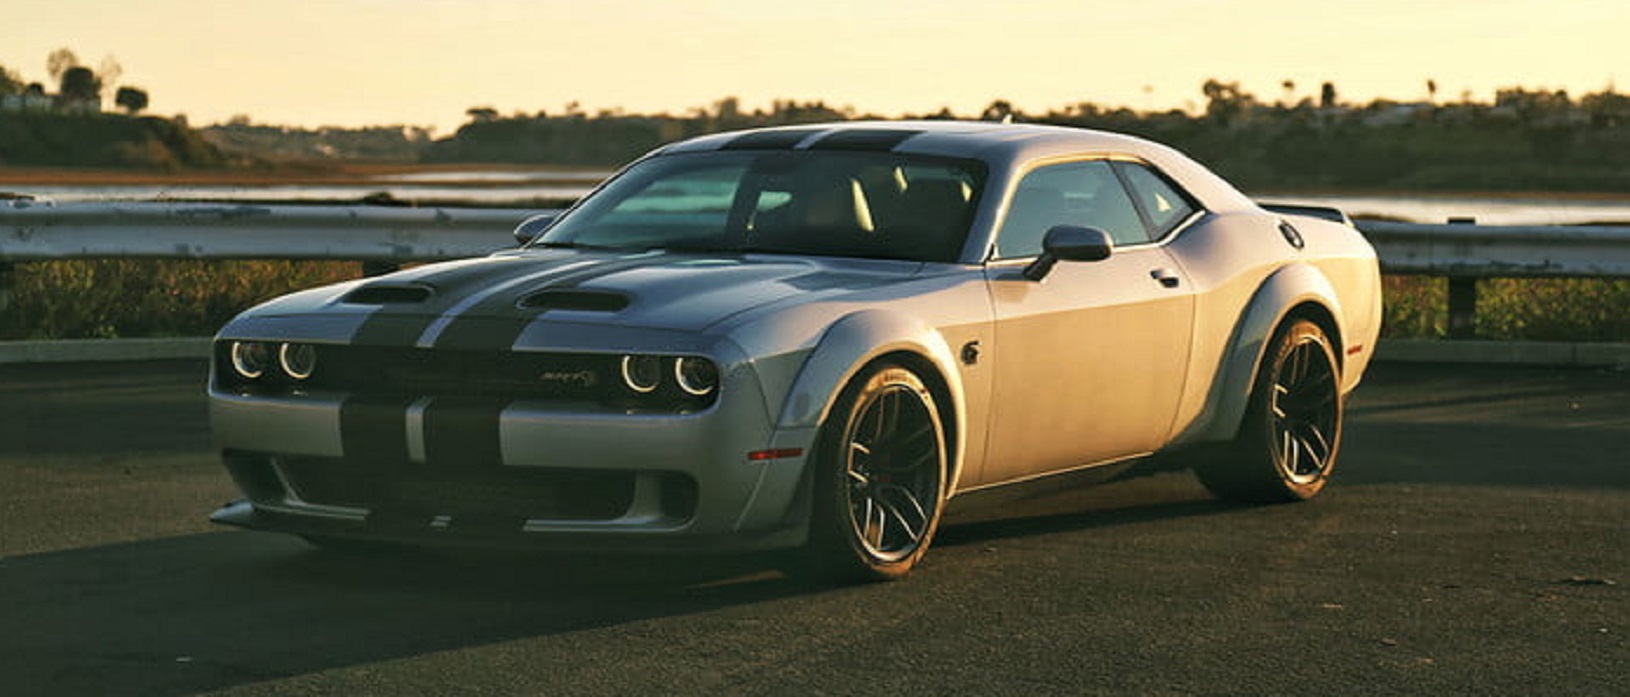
(2, 0, 1625, 133)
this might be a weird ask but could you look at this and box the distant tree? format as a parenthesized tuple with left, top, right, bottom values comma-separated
(1581, 88, 1630, 127)
(465, 106, 498, 122)
(0, 63, 21, 96)
(1426, 79, 1438, 103)
(46, 48, 79, 81)
(713, 96, 741, 123)
(60, 66, 101, 103)
(1202, 79, 1253, 123)
(115, 86, 149, 114)
(1280, 79, 1296, 107)
(980, 99, 1015, 122)
(1319, 82, 1338, 109)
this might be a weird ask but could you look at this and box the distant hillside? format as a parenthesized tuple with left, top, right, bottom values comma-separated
(420, 115, 685, 166)
(0, 112, 228, 169)
(420, 90, 1630, 193)
(200, 121, 433, 162)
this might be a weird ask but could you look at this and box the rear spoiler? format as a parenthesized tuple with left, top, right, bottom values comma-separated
(1257, 202, 1353, 226)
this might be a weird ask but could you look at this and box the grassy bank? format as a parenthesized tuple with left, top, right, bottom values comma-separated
(0, 112, 228, 170)
(1382, 276, 1630, 342)
(0, 259, 356, 340)
(2, 259, 1625, 343)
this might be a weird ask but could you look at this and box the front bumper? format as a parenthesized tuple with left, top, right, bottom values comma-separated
(208, 499, 810, 554)
(208, 364, 822, 553)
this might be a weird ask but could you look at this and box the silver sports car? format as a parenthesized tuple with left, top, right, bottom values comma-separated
(210, 121, 1382, 581)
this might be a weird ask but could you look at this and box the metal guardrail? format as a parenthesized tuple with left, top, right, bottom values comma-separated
(0, 200, 546, 263)
(5, 200, 1629, 273)
(2, 200, 1627, 339)
(1360, 220, 1630, 278)
(1358, 219, 1630, 338)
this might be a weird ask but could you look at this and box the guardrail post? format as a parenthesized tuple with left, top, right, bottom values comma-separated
(0, 260, 15, 338)
(1445, 217, 1478, 339)
(0, 262, 15, 314)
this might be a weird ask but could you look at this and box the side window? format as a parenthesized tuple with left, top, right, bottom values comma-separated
(994, 160, 1149, 258)
(1114, 162, 1197, 239)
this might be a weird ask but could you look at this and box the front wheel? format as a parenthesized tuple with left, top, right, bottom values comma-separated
(1195, 319, 1343, 503)
(796, 363, 947, 583)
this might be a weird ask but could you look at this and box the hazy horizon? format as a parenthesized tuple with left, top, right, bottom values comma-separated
(3, 0, 1624, 133)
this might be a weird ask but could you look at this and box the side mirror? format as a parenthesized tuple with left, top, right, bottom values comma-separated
(1022, 225, 1113, 281)
(513, 213, 559, 247)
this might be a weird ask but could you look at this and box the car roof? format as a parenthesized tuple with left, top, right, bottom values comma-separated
(657, 120, 1256, 213)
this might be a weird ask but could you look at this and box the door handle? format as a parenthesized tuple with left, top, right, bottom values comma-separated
(1150, 268, 1181, 288)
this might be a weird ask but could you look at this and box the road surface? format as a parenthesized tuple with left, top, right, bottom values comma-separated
(0, 360, 1624, 696)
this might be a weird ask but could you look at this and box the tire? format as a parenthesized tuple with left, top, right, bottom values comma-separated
(795, 363, 948, 583)
(1195, 319, 1343, 503)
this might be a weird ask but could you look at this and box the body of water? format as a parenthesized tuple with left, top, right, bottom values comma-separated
(6, 169, 1629, 225)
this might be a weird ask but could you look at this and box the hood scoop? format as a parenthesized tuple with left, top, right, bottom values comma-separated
(517, 289, 630, 313)
(341, 283, 434, 305)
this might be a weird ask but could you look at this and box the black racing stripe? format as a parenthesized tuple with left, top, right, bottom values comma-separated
(428, 318, 535, 352)
(428, 253, 673, 351)
(720, 128, 824, 150)
(398, 258, 558, 311)
(339, 394, 416, 522)
(339, 395, 413, 466)
(349, 314, 443, 348)
(423, 396, 506, 469)
(808, 128, 924, 152)
(422, 396, 530, 533)
(350, 256, 590, 347)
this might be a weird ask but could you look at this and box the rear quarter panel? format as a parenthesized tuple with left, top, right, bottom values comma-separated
(1161, 210, 1380, 448)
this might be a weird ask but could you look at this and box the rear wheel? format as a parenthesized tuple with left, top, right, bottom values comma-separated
(1196, 319, 1343, 503)
(795, 363, 947, 582)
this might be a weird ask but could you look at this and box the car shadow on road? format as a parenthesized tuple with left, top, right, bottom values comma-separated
(0, 531, 813, 696)
(0, 473, 1252, 697)
(936, 471, 1238, 549)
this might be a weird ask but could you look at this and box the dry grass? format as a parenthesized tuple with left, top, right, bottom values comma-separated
(1383, 275, 1630, 342)
(1, 259, 358, 340)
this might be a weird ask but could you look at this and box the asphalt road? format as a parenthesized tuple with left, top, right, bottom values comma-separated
(1, 360, 1625, 696)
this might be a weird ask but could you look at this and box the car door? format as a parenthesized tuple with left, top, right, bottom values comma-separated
(977, 159, 1195, 485)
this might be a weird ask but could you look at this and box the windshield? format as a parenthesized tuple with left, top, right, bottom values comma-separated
(537, 150, 986, 262)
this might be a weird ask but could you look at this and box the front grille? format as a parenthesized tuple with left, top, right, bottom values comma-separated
(317, 347, 622, 401)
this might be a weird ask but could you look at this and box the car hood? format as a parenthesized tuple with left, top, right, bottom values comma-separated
(252, 249, 921, 336)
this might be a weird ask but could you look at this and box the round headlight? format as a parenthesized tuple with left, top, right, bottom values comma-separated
(620, 355, 662, 394)
(673, 356, 719, 396)
(230, 341, 272, 379)
(279, 343, 318, 380)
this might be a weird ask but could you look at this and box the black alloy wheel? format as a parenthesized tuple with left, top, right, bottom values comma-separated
(799, 363, 947, 582)
(1196, 319, 1343, 503)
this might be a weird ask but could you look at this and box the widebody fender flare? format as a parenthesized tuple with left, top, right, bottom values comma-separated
(1177, 262, 1345, 447)
(774, 309, 969, 484)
